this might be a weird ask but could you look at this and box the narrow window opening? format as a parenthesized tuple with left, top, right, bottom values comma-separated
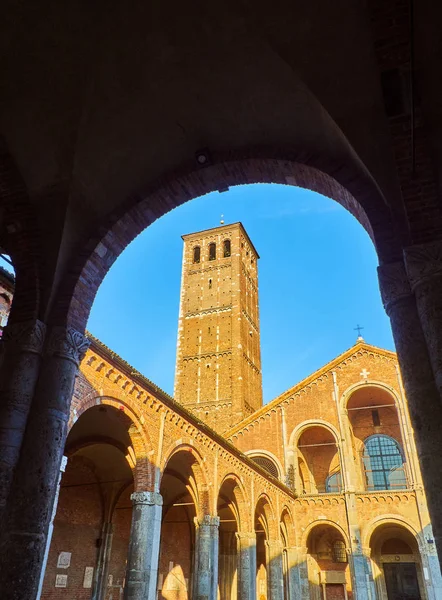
(209, 278, 212, 289)
(223, 239, 231, 258)
(193, 246, 201, 263)
(372, 409, 380, 427)
(208, 243, 216, 261)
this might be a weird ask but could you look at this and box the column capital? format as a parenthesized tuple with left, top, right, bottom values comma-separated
(404, 240, 442, 290)
(45, 326, 90, 366)
(265, 538, 284, 549)
(198, 514, 220, 527)
(377, 261, 412, 314)
(130, 490, 163, 506)
(1, 319, 46, 354)
(236, 531, 256, 542)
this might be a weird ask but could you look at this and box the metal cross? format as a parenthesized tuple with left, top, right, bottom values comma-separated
(354, 324, 364, 337)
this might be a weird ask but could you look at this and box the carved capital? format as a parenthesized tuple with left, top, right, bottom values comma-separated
(404, 241, 442, 290)
(377, 262, 412, 314)
(1, 319, 46, 354)
(130, 491, 163, 506)
(45, 327, 90, 365)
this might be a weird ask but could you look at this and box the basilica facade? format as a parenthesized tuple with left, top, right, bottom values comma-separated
(2, 224, 440, 600)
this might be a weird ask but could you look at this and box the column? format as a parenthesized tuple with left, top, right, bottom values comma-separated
(92, 522, 114, 600)
(195, 515, 220, 600)
(36, 455, 68, 600)
(286, 546, 310, 600)
(350, 546, 376, 600)
(124, 491, 163, 600)
(0, 319, 46, 520)
(378, 261, 442, 566)
(266, 539, 284, 600)
(0, 325, 89, 600)
(237, 532, 257, 600)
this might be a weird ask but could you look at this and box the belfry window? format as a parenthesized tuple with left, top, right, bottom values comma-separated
(208, 243, 216, 261)
(362, 435, 407, 491)
(223, 239, 231, 257)
(193, 246, 201, 263)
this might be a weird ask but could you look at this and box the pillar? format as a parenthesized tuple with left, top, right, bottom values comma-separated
(0, 319, 46, 519)
(266, 539, 284, 600)
(237, 532, 257, 600)
(92, 522, 114, 600)
(195, 515, 220, 600)
(350, 547, 375, 600)
(36, 455, 68, 600)
(0, 326, 89, 600)
(124, 491, 163, 600)
(286, 547, 309, 600)
(379, 260, 442, 566)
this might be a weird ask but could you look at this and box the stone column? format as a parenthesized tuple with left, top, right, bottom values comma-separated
(0, 319, 46, 519)
(286, 546, 310, 600)
(36, 455, 68, 600)
(92, 522, 114, 600)
(195, 515, 220, 600)
(237, 532, 257, 600)
(349, 547, 376, 600)
(123, 491, 163, 600)
(378, 261, 442, 566)
(266, 539, 284, 600)
(0, 326, 89, 600)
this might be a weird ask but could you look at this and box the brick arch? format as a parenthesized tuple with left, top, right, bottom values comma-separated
(302, 519, 350, 549)
(68, 395, 154, 490)
(217, 472, 251, 531)
(280, 505, 296, 547)
(160, 440, 211, 516)
(288, 419, 340, 449)
(52, 150, 401, 330)
(245, 449, 284, 480)
(362, 515, 424, 552)
(341, 380, 401, 411)
(0, 145, 42, 323)
(255, 492, 278, 539)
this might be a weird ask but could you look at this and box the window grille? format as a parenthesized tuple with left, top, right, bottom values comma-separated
(332, 540, 347, 563)
(250, 456, 279, 479)
(193, 246, 201, 263)
(208, 243, 216, 261)
(362, 435, 407, 491)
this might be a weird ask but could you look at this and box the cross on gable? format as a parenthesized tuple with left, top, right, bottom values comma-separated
(360, 368, 370, 380)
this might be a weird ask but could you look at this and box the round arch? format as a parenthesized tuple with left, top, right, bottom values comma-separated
(362, 515, 423, 551)
(280, 505, 296, 547)
(245, 449, 284, 480)
(288, 419, 340, 450)
(255, 492, 278, 540)
(341, 380, 401, 411)
(217, 472, 250, 530)
(302, 519, 350, 549)
(52, 152, 401, 330)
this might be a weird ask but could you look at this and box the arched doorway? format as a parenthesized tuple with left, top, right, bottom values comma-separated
(217, 478, 241, 600)
(306, 523, 351, 600)
(40, 404, 136, 600)
(369, 523, 425, 600)
(159, 448, 205, 600)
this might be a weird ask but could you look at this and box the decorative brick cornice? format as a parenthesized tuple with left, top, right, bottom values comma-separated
(131, 491, 163, 506)
(2, 319, 46, 354)
(404, 241, 442, 290)
(46, 326, 90, 366)
(377, 261, 412, 314)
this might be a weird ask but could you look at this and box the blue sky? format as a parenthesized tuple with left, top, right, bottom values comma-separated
(88, 183, 394, 403)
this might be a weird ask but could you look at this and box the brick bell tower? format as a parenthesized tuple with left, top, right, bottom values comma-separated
(174, 222, 263, 432)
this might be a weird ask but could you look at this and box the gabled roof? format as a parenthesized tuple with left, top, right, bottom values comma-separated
(225, 341, 397, 437)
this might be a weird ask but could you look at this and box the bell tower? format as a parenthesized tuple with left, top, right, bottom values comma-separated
(174, 222, 263, 432)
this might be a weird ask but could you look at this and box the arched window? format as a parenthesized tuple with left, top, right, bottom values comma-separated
(250, 455, 279, 479)
(223, 239, 231, 257)
(208, 243, 216, 261)
(332, 540, 347, 563)
(193, 246, 201, 263)
(325, 471, 342, 493)
(362, 435, 407, 491)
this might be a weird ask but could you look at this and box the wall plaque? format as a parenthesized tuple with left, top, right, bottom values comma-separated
(83, 567, 94, 588)
(55, 574, 68, 588)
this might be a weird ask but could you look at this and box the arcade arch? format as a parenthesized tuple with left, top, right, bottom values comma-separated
(368, 521, 426, 600)
(345, 384, 409, 491)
